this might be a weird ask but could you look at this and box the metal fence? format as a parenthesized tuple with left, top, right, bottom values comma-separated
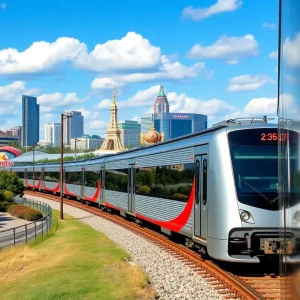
(0, 197, 53, 249)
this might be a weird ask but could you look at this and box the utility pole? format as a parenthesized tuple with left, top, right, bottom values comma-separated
(60, 113, 71, 220)
(74, 138, 80, 162)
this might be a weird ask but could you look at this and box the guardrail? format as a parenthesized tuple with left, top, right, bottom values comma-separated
(0, 197, 53, 249)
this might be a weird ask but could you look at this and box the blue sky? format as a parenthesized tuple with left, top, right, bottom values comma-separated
(0, 0, 298, 140)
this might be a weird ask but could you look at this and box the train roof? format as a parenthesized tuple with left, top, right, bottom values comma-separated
(10, 121, 278, 169)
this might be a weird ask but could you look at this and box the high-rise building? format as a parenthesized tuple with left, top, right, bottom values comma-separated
(154, 85, 169, 114)
(9, 126, 22, 144)
(151, 85, 207, 142)
(70, 135, 104, 151)
(45, 123, 61, 147)
(118, 120, 141, 147)
(154, 113, 207, 142)
(63, 111, 84, 145)
(22, 95, 39, 147)
(141, 113, 153, 133)
(0, 131, 19, 146)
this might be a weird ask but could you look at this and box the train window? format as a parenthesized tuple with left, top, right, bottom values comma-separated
(65, 172, 81, 185)
(135, 163, 194, 202)
(44, 172, 60, 182)
(85, 171, 100, 187)
(202, 159, 207, 205)
(16, 172, 24, 179)
(195, 160, 200, 204)
(27, 172, 41, 180)
(228, 128, 282, 210)
(105, 169, 129, 193)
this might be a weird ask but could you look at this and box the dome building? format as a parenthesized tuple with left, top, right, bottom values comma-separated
(140, 123, 164, 145)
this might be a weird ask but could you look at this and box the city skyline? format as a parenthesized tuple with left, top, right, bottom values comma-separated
(0, 1, 286, 140)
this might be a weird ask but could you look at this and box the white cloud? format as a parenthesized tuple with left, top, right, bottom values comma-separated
(222, 94, 294, 123)
(0, 119, 15, 131)
(269, 51, 277, 59)
(0, 80, 40, 105)
(0, 32, 161, 75)
(283, 33, 300, 67)
(171, 95, 236, 115)
(71, 107, 108, 136)
(86, 119, 108, 136)
(187, 34, 258, 64)
(40, 106, 53, 113)
(37, 92, 88, 109)
(74, 32, 161, 72)
(262, 22, 276, 30)
(0, 2, 6, 10)
(91, 56, 209, 89)
(227, 74, 275, 92)
(131, 116, 140, 122)
(0, 32, 207, 90)
(97, 85, 160, 109)
(0, 105, 17, 117)
(244, 97, 278, 115)
(182, 0, 242, 21)
(0, 37, 86, 75)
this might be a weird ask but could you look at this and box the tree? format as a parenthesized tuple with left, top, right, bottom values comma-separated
(0, 170, 25, 200)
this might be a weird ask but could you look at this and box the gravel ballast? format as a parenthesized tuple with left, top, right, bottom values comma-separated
(26, 195, 223, 300)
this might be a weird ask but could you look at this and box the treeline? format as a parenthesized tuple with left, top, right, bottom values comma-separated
(37, 153, 97, 163)
(7, 142, 92, 154)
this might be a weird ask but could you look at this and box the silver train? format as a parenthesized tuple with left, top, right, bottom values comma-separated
(8, 119, 296, 263)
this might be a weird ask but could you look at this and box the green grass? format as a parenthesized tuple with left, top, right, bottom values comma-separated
(0, 210, 155, 300)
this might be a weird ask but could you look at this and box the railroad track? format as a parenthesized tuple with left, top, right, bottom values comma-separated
(24, 190, 291, 300)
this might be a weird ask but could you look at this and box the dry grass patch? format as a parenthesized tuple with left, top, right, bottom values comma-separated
(0, 210, 156, 300)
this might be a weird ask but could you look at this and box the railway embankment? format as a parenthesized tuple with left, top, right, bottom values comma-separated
(25, 193, 223, 300)
(0, 209, 155, 300)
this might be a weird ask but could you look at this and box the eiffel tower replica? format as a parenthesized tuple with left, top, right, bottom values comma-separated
(99, 86, 125, 152)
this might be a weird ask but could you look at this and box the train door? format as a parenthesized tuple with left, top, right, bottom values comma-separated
(100, 167, 105, 204)
(128, 165, 135, 213)
(194, 147, 208, 240)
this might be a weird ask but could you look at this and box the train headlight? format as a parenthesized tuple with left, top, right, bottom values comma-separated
(293, 211, 300, 222)
(240, 211, 250, 221)
(239, 210, 255, 224)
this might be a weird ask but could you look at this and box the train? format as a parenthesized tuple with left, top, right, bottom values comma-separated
(5, 118, 298, 264)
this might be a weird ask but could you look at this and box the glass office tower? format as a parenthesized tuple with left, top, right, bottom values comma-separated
(154, 113, 207, 141)
(21, 95, 39, 147)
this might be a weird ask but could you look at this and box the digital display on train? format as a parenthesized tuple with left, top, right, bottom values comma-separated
(228, 128, 299, 145)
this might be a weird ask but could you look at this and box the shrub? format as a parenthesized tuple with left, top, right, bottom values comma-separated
(172, 193, 189, 200)
(0, 201, 13, 212)
(3, 190, 14, 202)
(8, 204, 43, 221)
(177, 185, 192, 196)
(0, 170, 25, 197)
(137, 185, 151, 194)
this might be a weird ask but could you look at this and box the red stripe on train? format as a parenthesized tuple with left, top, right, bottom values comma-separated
(84, 180, 100, 202)
(64, 183, 77, 197)
(26, 179, 41, 189)
(136, 179, 195, 232)
(44, 182, 60, 193)
(104, 201, 120, 211)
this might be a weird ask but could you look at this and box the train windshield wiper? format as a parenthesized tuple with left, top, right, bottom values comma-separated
(238, 176, 275, 205)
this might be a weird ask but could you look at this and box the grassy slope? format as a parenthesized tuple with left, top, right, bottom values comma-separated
(0, 210, 155, 300)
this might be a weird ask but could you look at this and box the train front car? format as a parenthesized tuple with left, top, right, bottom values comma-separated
(208, 123, 284, 263)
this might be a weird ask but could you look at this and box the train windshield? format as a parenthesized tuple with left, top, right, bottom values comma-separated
(228, 128, 298, 210)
